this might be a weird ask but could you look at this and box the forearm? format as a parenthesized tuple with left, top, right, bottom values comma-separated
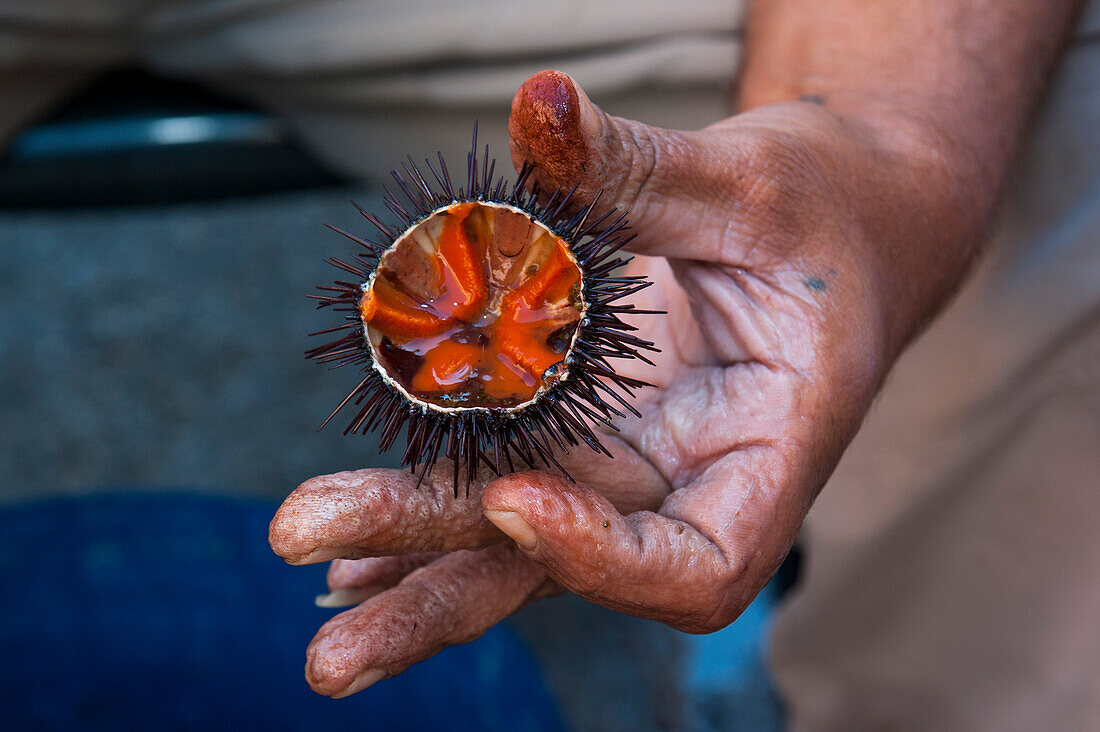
(740, 0, 1082, 188)
(738, 0, 1083, 349)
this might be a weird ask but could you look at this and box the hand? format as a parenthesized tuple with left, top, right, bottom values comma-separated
(270, 69, 986, 697)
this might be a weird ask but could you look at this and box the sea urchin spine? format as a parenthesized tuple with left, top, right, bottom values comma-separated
(307, 126, 660, 495)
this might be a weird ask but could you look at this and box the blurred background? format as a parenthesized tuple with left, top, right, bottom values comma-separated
(0, 2, 794, 730)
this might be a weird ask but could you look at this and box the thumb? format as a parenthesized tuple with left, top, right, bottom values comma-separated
(508, 70, 726, 260)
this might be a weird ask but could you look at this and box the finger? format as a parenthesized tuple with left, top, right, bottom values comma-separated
(270, 437, 672, 566)
(326, 554, 444, 591)
(269, 464, 502, 564)
(305, 544, 553, 698)
(482, 457, 807, 634)
(317, 554, 443, 608)
(508, 69, 736, 262)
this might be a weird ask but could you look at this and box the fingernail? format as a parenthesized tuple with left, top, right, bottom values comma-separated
(484, 509, 538, 550)
(331, 668, 386, 699)
(287, 547, 346, 566)
(573, 81, 601, 140)
(314, 587, 379, 608)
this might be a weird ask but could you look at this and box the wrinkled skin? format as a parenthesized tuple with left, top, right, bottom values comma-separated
(269, 69, 995, 698)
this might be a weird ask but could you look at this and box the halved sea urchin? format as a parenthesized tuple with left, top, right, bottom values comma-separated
(307, 127, 659, 494)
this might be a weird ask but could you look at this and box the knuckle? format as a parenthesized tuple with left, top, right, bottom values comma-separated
(621, 124, 661, 203)
(613, 122, 683, 213)
(669, 555, 749, 634)
(404, 578, 453, 617)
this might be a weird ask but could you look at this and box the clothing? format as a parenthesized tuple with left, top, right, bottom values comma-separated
(0, 0, 742, 176)
(2, 1, 1098, 728)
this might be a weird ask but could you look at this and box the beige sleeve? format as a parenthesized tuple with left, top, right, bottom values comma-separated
(136, 0, 744, 177)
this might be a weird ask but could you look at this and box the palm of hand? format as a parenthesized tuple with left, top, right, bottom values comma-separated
(271, 77, 899, 697)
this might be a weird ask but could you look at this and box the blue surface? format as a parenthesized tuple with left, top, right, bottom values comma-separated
(680, 580, 787, 730)
(0, 493, 564, 731)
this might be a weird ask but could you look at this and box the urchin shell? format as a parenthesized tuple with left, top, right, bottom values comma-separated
(307, 126, 659, 495)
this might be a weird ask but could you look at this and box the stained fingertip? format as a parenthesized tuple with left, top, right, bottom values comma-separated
(509, 70, 598, 184)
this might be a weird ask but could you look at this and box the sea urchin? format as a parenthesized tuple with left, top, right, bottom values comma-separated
(307, 127, 659, 495)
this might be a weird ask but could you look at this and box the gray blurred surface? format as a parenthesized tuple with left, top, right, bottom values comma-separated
(512, 596, 687, 732)
(0, 188, 400, 504)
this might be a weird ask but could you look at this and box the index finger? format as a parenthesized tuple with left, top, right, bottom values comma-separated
(269, 435, 671, 564)
(269, 465, 501, 565)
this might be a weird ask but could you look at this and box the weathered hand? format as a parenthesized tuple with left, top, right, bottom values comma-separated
(270, 69, 979, 698)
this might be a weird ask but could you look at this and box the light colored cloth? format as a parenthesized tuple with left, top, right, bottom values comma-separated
(769, 11, 1100, 729)
(0, 0, 743, 173)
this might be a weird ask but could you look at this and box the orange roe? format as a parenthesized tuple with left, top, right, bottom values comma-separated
(360, 202, 584, 408)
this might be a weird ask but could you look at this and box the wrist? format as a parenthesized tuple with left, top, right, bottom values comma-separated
(829, 101, 998, 351)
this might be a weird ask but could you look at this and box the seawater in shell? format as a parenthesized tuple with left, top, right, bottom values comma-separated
(360, 201, 585, 409)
